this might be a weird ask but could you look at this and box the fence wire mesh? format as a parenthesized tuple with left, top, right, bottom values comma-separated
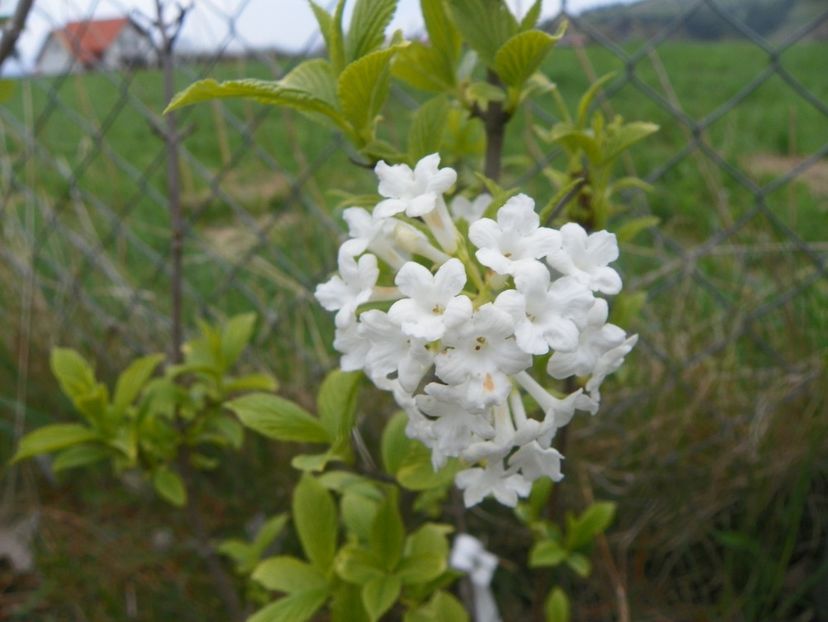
(0, 0, 826, 616)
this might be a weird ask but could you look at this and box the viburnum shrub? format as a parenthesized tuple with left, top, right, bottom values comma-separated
(315, 153, 637, 507)
(14, 0, 659, 620)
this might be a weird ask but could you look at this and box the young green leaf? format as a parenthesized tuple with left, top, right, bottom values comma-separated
(310, 0, 346, 73)
(51, 444, 109, 473)
(393, 43, 456, 93)
(317, 369, 361, 444)
(253, 556, 328, 593)
(615, 216, 660, 243)
(397, 523, 449, 584)
(529, 539, 568, 568)
(152, 466, 187, 507)
(566, 501, 616, 550)
(346, 0, 397, 62)
(370, 490, 405, 571)
(518, 0, 543, 30)
(405, 590, 469, 622)
(422, 0, 461, 64)
(445, 0, 518, 66)
(396, 443, 460, 491)
(602, 121, 659, 163)
(112, 353, 165, 413)
(219, 313, 256, 371)
(247, 588, 329, 622)
(50, 348, 98, 403)
(380, 412, 411, 476)
(337, 45, 402, 142)
(293, 475, 338, 571)
(544, 587, 570, 622)
(576, 72, 615, 129)
(342, 490, 381, 543)
(565, 551, 591, 577)
(222, 372, 279, 394)
(408, 96, 451, 162)
(12, 424, 99, 463)
(227, 393, 330, 444)
(362, 574, 401, 622)
(493, 29, 561, 89)
(336, 544, 385, 584)
(330, 582, 371, 622)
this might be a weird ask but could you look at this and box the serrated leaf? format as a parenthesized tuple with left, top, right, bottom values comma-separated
(422, 0, 461, 64)
(294, 475, 338, 570)
(152, 466, 187, 507)
(12, 424, 99, 463)
(371, 490, 405, 571)
(219, 313, 256, 371)
(362, 574, 401, 622)
(317, 369, 361, 444)
(164, 78, 347, 132)
(248, 588, 329, 622)
(113, 354, 165, 413)
(52, 444, 109, 473)
(577, 72, 615, 129)
(337, 45, 402, 142)
(281, 59, 340, 109)
(310, 0, 346, 72)
(493, 29, 560, 88)
(445, 0, 518, 66)
(529, 539, 568, 568)
(408, 96, 451, 162)
(346, 0, 397, 62)
(227, 393, 330, 444)
(393, 42, 455, 93)
(545, 587, 570, 622)
(253, 556, 328, 593)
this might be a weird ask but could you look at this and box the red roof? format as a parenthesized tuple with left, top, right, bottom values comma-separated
(55, 18, 130, 65)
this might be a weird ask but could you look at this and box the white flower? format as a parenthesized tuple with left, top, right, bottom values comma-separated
(546, 223, 622, 294)
(450, 193, 492, 223)
(333, 320, 370, 372)
(509, 441, 563, 481)
(546, 299, 628, 379)
(360, 309, 433, 393)
(374, 153, 457, 218)
(435, 304, 530, 407)
(585, 333, 638, 400)
(450, 534, 498, 587)
(469, 194, 561, 275)
(388, 258, 472, 342)
(515, 371, 591, 431)
(314, 250, 379, 327)
(456, 460, 531, 507)
(416, 390, 494, 467)
(341, 207, 408, 269)
(495, 263, 594, 355)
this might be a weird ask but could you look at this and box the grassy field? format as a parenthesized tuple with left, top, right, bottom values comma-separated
(1, 38, 827, 620)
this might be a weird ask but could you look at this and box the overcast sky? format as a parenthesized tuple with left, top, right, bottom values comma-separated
(3, 0, 633, 73)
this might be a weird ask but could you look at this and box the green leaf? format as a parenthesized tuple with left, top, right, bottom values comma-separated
(466, 80, 505, 109)
(615, 216, 660, 243)
(603, 121, 659, 162)
(152, 466, 187, 507)
(164, 78, 346, 132)
(336, 544, 385, 584)
(408, 96, 451, 162)
(397, 524, 449, 584)
(529, 540, 568, 568)
(380, 412, 411, 476)
(405, 590, 469, 622)
(113, 354, 165, 413)
(253, 556, 328, 593)
(12, 424, 99, 463)
(310, 0, 346, 73)
(52, 444, 109, 473)
(393, 42, 455, 93)
(208, 415, 245, 450)
(293, 475, 338, 571)
(50, 348, 98, 403)
(317, 369, 361, 445)
(281, 59, 340, 109)
(331, 582, 371, 622)
(362, 574, 401, 622)
(346, 0, 397, 62)
(396, 444, 460, 491)
(371, 489, 405, 571)
(494, 30, 558, 89)
(342, 490, 380, 543)
(291, 450, 337, 472)
(576, 72, 615, 129)
(544, 587, 570, 622)
(248, 588, 329, 622)
(337, 45, 402, 142)
(220, 313, 256, 371)
(565, 552, 591, 577)
(223, 372, 279, 394)
(445, 0, 518, 66)
(227, 393, 330, 444)
(519, 0, 543, 30)
(253, 514, 289, 556)
(567, 502, 616, 550)
(422, 0, 461, 64)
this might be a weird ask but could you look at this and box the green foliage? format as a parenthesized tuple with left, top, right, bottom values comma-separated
(545, 587, 570, 622)
(152, 466, 187, 507)
(218, 514, 289, 575)
(228, 394, 330, 443)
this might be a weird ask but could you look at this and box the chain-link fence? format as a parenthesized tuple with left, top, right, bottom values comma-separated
(1, 0, 826, 617)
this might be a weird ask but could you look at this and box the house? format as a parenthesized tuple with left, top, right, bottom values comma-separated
(35, 17, 156, 75)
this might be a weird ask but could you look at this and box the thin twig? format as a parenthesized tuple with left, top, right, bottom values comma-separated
(0, 0, 34, 71)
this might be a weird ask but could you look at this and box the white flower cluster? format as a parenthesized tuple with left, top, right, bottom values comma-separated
(315, 154, 637, 507)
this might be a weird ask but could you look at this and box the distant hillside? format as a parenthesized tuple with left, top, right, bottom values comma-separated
(572, 0, 828, 42)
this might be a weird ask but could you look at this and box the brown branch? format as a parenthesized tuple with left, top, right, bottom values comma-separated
(0, 0, 34, 70)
